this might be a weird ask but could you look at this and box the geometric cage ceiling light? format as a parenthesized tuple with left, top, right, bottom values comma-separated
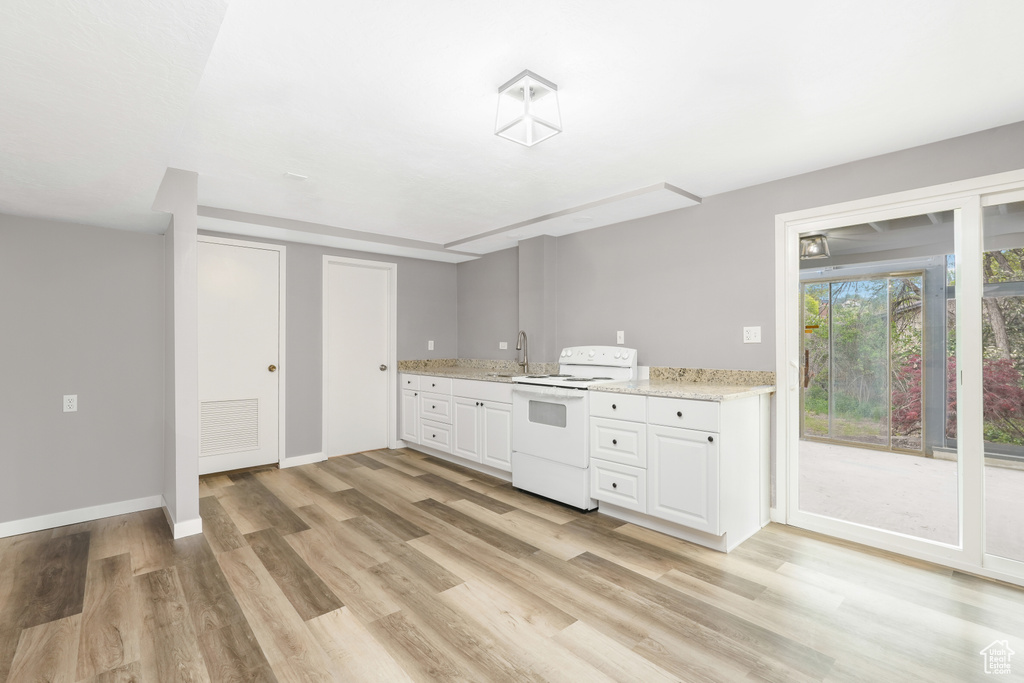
(495, 69, 562, 147)
(799, 233, 831, 259)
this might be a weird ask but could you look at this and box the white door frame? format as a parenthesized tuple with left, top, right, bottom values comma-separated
(774, 167, 1024, 586)
(321, 255, 398, 455)
(198, 235, 287, 469)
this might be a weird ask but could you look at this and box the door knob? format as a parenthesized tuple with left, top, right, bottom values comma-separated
(379, 364, 387, 371)
(268, 364, 277, 372)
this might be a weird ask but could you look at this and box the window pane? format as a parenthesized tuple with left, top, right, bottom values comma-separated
(982, 200, 1024, 563)
(802, 282, 830, 438)
(830, 279, 889, 446)
(891, 276, 923, 451)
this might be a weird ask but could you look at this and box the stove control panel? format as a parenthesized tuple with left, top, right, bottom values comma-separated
(559, 346, 638, 367)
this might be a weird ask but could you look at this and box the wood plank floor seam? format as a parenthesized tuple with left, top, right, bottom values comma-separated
(1, 449, 1022, 682)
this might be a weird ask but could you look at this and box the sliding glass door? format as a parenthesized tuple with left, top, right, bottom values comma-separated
(781, 174, 1024, 585)
(982, 198, 1024, 567)
(795, 215, 956, 545)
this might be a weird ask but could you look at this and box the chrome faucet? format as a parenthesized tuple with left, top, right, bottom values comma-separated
(516, 330, 529, 374)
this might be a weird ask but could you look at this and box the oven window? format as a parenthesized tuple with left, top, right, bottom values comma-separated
(528, 400, 567, 428)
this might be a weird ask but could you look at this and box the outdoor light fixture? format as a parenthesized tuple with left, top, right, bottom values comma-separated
(495, 69, 561, 147)
(800, 234, 831, 259)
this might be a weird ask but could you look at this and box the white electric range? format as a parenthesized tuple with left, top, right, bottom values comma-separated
(511, 346, 638, 509)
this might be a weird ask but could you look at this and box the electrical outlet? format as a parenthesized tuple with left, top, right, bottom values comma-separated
(743, 326, 761, 344)
(616, 330, 625, 344)
(63, 394, 77, 412)
(428, 340, 434, 351)
(499, 341, 508, 350)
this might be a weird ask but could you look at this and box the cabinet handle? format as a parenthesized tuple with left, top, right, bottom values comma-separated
(612, 482, 618, 489)
(612, 404, 617, 410)
(432, 405, 436, 409)
(432, 434, 436, 438)
(676, 411, 683, 418)
(432, 383, 436, 387)
(414, 392, 418, 396)
(612, 439, 618, 445)
(708, 436, 714, 443)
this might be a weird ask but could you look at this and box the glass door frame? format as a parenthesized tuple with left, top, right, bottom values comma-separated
(775, 167, 1024, 586)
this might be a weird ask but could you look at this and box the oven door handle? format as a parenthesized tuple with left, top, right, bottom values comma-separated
(512, 386, 586, 400)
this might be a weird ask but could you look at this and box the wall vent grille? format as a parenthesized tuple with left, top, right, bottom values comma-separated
(201, 399, 259, 455)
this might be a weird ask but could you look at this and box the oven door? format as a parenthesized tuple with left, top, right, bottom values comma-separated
(511, 385, 589, 467)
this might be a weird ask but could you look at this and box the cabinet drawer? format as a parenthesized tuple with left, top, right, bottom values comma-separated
(421, 376, 452, 394)
(452, 378, 513, 403)
(420, 392, 452, 423)
(590, 417, 647, 467)
(590, 392, 646, 421)
(420, 419, 451, 452)
(648, 396, 719, 432)
(591, 460, 646, 513)
(400, 373, 420, 390)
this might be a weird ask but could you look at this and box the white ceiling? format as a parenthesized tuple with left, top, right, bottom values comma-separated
(4, 1, 1024, 259)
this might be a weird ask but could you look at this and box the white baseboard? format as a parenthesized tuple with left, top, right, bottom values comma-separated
(0, 494, 164, 539)
(279, 452, 326, 469)
(160, 497, 203, 539)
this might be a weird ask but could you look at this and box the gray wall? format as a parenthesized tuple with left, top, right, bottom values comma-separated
(456, 247, 519, 359)
(456, 121, 1024, 369)
(200, 233, 458, 458)
(0, 215, 165, 523)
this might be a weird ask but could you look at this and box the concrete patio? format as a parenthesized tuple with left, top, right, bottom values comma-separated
(799, 440, 1024, 561)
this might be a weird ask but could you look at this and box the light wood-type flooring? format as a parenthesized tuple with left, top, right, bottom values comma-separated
(2, 448, 1024, 682)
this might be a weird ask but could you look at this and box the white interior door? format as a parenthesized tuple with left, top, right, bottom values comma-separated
(323, 257, 395, 457)
(198, 238, 283, 475)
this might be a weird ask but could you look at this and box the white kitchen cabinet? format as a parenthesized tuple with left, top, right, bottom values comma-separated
(420, 420, 452, 452)
(590, 416, 646, 467)
(589, 389, 768, 552)
(591, 459, 646, 512)
(419, 391, 452, 423)
(400, 374, 514, 475)
(400, 388, 420, 443)
(453, 396, 482, 461)
(481, 401, 512, 471)
(647, 424, 719, 534)
(451, 381, 513, 472)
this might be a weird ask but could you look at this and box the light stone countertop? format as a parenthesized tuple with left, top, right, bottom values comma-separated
(398, 367, 524, 383)
(398, 360, 777, 397)
(397, 359, 559, 383)
(591, 379, 775, 401)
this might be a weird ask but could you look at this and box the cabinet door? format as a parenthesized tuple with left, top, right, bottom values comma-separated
(481, 401, 512, 472)
(647, 425, 719, 534)
(452, 396, 481, 462)
(400, 390, 420, 443)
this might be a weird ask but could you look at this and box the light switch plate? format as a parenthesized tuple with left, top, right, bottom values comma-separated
(616, 330, 625, 344)
(428, 340, 434, 351)
(743, 326, 761, 344)
(499, 342, 507, 350)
